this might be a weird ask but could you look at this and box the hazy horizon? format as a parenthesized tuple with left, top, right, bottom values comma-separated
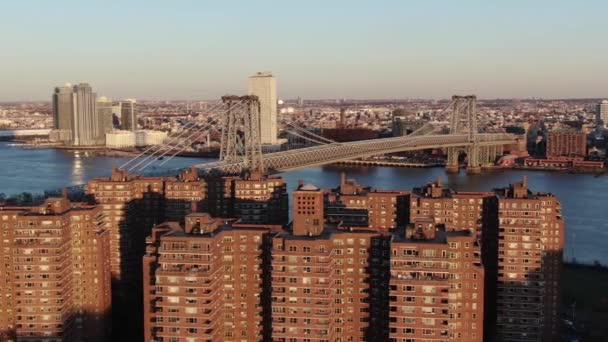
(1, 0, 607, 101)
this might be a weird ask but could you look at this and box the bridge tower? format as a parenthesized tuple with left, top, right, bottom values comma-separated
(446, 95, 482, 174)
(219, 95, 264, 174)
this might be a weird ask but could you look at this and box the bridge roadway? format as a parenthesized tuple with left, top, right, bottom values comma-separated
(194, 133, 517, 174)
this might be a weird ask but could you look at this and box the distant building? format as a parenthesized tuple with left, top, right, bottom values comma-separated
(248, 72, 277, 144)
(546, 129, 587, 158)
(105, 130, 136, 148)
(120, 99, 138, 131)
(72, 83, 102, 145)
(97, 96, 115, 137)
(0, 198, 111, 342)
(51, 83, 103, 146)
(392, 112, 425, 136)
(597, 99, 608, 128)
(52, 84, 74, 135)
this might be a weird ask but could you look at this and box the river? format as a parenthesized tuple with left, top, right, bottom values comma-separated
(0, 141, 606, 264)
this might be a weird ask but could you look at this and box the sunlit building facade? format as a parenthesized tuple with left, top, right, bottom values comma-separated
(248, 72, 278, 144)
(494, 177, 564, 342)
(0, 198, 111, 342)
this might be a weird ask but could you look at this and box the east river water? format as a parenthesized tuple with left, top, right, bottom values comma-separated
(1, 141, 606, 264)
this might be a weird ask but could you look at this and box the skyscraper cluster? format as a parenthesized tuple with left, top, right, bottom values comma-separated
(0, 168, 564, 342)
(50, 83, 138, 146)
(51, 83, 104, 146)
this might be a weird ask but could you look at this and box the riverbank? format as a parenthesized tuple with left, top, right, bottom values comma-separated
(561, 262, 608, 341)
(336, 159, 444, 168)
(513, 165, 606, 175)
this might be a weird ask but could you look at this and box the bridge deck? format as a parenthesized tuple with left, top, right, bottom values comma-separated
(194, 133, 517, 174)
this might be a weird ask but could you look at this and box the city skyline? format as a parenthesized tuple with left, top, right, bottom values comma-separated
(1, 0, 607, 101)
(1, 1, 607, 341)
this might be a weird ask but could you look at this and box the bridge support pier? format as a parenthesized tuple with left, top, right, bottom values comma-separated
(466, 166, 482, 174)
(446, 147, 460, 173)
(465, 144, 481, 174)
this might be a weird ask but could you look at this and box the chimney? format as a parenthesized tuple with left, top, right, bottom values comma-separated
(191, 201, 198, 214)
(340, 172, 346, 187)
(522, 176, 528, 189)
(62, 188, 69, 199)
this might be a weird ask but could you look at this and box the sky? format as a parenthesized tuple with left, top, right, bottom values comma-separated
(0, 0, 607, 101)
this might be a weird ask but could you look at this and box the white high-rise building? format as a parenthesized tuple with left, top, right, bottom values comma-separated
(597, 99, 608, 128)
(248, 72, 277, 144)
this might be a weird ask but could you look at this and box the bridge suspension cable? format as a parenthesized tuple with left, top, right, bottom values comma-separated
(156, 102, 249, 167)
(284, 121, 336, 144)
(121, 101, 226, 171)
(135, 101, 247, 171)
(284, 129, 331, 145)
(136, 121, 216, 171)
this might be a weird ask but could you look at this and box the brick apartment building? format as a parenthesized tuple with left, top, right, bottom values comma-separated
(142, 213, 281, 342)
(494, 177, 564, 341)
(325, 173, 409, 231)
(86, 167, 289, 339)
(546, 129, 587, 158)
(0, 197, 111, 342)
(271, 183, 389, 341)
(140, 175, 564, 342)
(0, 168, 563, 342)
(389, 218, 484, 341)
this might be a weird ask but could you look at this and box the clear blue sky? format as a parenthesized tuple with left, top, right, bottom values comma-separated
(1, 0, 606, 101)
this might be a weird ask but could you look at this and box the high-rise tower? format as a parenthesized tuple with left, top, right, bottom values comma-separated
(72, 83, 100, 146)
(494, 177, 564, 341)
(597, 99, 608, 128)
(52, 84, 74, 131)
(97, 96, 115, 138)
(120, 98, 138, 131)
(248, 72, 277, 144)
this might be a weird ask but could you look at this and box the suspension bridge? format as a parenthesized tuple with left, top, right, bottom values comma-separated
(120, 95, 518, 176)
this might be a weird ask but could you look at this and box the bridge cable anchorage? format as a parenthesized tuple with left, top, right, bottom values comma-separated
(159, 102, 251, 166)
(284, 121, 336, 144)
(284, 129, 331, 145)
(120, 101, 225, 170)
(137, 101, 247, 171)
